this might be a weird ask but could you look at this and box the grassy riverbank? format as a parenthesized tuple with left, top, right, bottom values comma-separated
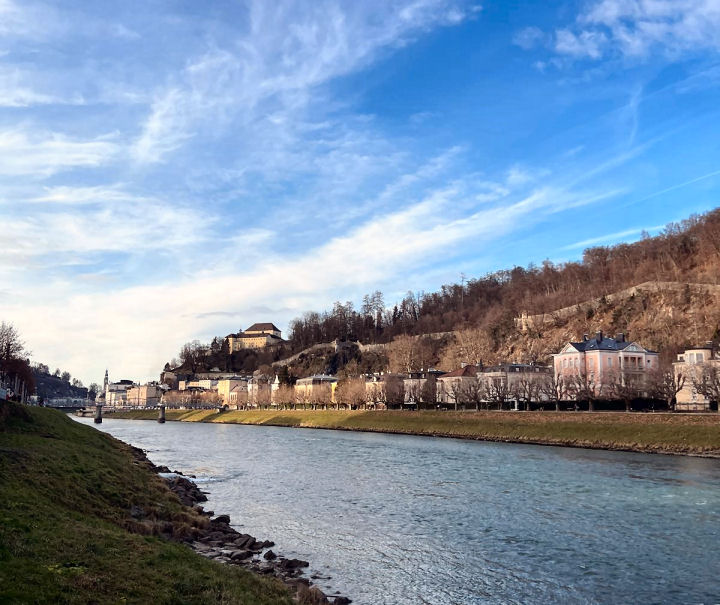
(109, 408, 720, 456)
(0, 402, 292, 604)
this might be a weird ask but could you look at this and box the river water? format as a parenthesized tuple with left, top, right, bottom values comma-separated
(74, 417, 720, 604)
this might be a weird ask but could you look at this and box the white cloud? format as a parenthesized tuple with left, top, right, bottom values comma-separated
(132, 0, 477, 163)
(29, 185, 136, 204)
(4, 170, 620, 385)
(513, 26, 545, 50)
(0, 130, 119, 177)
(555, 28, 608, 58)
(554, 0, 720, 60)
(0, 66, 85, 107)
(561, 225, 662, 250)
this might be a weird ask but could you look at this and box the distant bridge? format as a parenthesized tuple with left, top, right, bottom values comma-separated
(45, 398, 89, 411)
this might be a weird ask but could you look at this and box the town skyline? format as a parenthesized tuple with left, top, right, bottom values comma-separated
(3, 1, 720, 384)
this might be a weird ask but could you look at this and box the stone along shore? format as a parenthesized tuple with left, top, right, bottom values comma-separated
(151, 458, 351, 605)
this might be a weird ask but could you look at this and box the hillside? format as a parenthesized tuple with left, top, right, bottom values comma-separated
(168, 207, 720, 378)
(33, 369, 89, 401)
(271, 280, 719, 377)
(502, 281, 720, 366)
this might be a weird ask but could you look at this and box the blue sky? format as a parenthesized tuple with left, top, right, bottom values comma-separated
(2, 0, 720, 384)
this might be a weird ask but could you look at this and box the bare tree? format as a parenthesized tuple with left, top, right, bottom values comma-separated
(647, 367, 685, 411)
(384, 375, 405, 409)
(463, 379, 484, 411)
(315, 383, 333, 410)
(538, 374, 564, 411)
(605, 369, 642, 412)
(485, 377, 512, 410)
(694, 364, 720, 406)
(275, 384, 295, 409)
(513, 377, 542, 411)
(565, 370, 598, 411)
(387, 335, 417, 373)
(420, 376, 438, 410)
(0, 321, 26, 364)
(335, 377, 366, 410)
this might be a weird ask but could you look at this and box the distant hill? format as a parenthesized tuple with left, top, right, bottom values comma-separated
(33, 370, 89, 401)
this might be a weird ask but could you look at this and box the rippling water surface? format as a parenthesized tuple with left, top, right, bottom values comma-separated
(74, 417, 720, 604)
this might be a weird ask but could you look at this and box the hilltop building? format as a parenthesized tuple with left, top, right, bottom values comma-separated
(226, 323, 283, 351)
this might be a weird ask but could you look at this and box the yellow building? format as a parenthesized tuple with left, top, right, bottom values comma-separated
(226, 323, 283, 351)
(125, 384, 163, 408)
(217, 378, 247, 406)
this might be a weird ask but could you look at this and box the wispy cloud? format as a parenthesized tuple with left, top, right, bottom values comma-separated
(0, 130, 119, 177)
(4, 170, 619, 383)
(131, 0, 478, 164)
(562, 225, 663, 250)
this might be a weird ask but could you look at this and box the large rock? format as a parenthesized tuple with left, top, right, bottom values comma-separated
(279, 558, 310, 570)
(230, 550, 254, 561)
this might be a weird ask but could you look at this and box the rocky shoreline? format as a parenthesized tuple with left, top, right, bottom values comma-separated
(140, 449, 351, 604)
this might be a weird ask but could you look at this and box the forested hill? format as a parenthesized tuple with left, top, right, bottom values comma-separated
(288, 208, 720, 351)
(169, 207, 720, 377)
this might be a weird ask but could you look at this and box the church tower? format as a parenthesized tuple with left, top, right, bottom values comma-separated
(103, 369, 109, 393)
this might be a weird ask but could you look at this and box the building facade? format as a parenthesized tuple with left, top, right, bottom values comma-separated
(437, 365, 480, 406)
(125, 384, 163, 407)
(673, 344, 720, 411)
(295, 375, 336, 406)
(553, 332, 658, 398)
(217, 378, 248, 406)
(226, 323, 283, 351)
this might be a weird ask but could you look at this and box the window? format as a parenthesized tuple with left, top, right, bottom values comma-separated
(607, 358, 613, 367)
(697, 353, 705, 362)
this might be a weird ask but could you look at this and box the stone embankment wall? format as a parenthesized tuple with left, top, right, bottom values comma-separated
(515, 281, 720, 333)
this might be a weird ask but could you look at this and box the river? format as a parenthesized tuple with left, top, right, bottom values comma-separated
(73, 417, 720, 604)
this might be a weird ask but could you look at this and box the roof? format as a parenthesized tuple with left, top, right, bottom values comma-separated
(245, 322, 280, 332)
(562, 335, 657, 354)
(296, 374, 338, 384)
(438, 365, 479, 378)
(482, 364, 551, 373)
(229, 332, 283, 340)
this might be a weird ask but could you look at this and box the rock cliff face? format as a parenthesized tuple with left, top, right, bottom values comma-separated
(507, 281, 720, 365)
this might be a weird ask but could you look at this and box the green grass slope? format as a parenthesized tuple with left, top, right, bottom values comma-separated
(0, 402, 291, 605)
(110, 408, 720, 456)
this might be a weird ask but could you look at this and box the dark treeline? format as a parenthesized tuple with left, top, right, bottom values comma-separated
(288, 208, 720, 350)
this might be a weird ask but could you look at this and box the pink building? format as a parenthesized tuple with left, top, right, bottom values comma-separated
(553, 332, 658, 397)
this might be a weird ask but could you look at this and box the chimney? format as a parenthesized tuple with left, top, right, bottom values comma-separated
(583, 334, 589, 341)
(616, 332, 625, 343)
(595, 331, 603, 343)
